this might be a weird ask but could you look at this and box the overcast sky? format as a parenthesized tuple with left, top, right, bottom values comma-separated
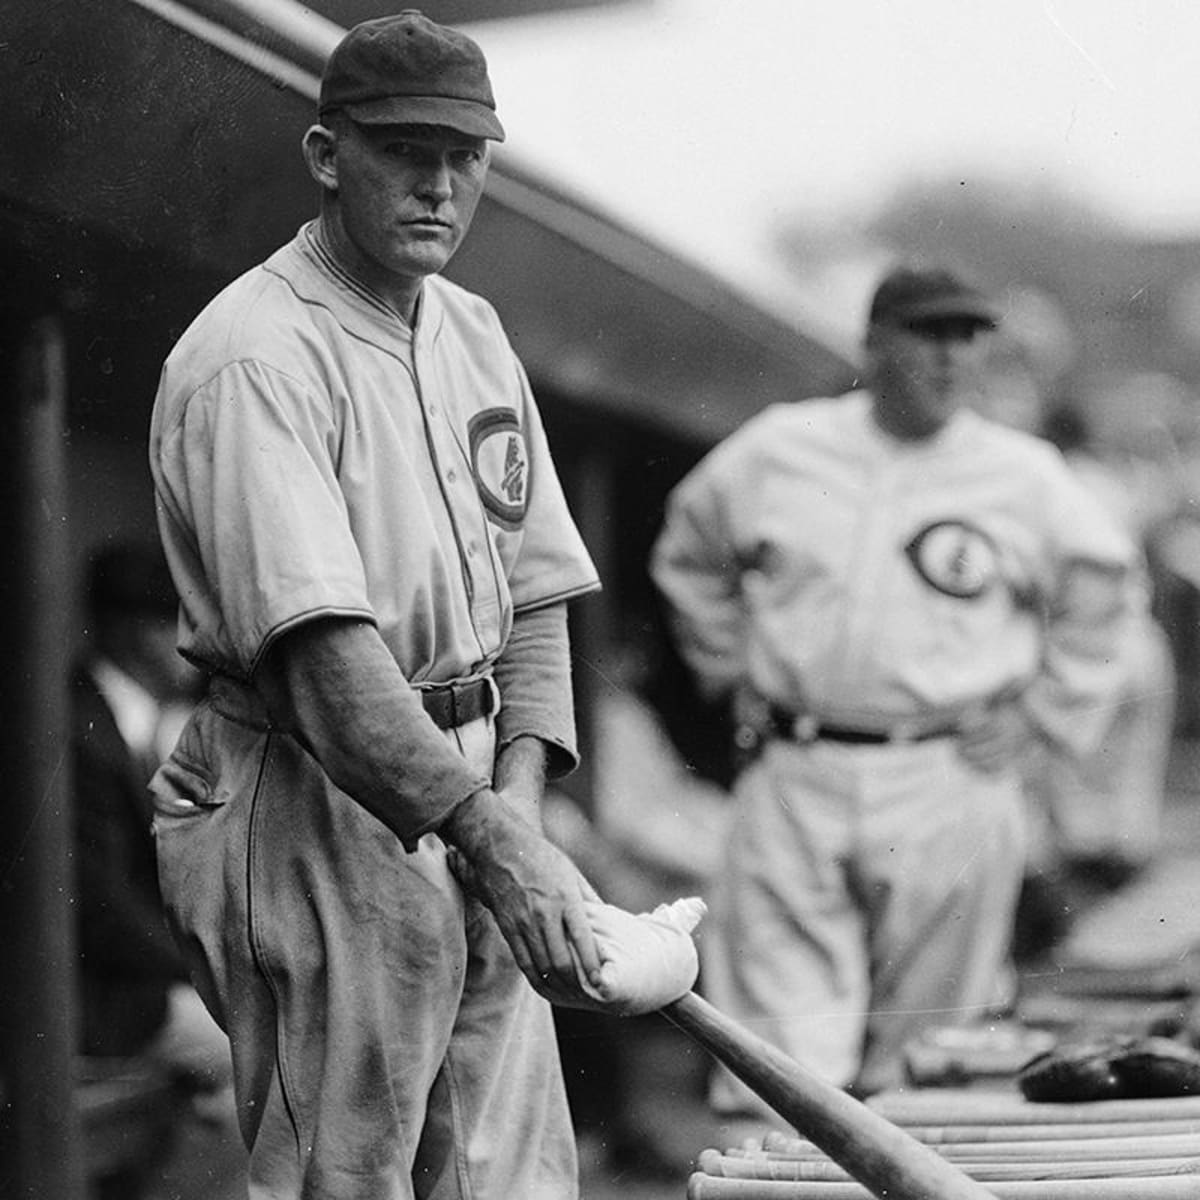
(474, 0, 1200, 289)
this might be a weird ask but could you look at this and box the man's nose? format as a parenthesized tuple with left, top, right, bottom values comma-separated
(416, 159, 454, 202)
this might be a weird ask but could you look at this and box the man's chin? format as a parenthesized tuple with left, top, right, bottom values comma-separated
(393, 247, 455, 278)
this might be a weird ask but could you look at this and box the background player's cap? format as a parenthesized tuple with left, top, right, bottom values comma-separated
(868, 265, 999, 329)
(319, 10, 505, 142)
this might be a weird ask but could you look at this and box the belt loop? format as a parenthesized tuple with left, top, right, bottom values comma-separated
(791, 713, 819, 744)
(485, 673, 501, 718)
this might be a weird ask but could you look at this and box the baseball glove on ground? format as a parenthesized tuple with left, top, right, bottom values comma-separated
(1019, 1034, 1200, 1101)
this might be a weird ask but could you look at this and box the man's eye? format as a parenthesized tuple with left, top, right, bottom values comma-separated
(385, 141, 415, 158)
(451, 149, 483, 169)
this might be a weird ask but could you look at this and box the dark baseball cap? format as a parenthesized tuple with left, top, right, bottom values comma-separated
(868, 265, 999, 329)
(319, 10, 505, 142)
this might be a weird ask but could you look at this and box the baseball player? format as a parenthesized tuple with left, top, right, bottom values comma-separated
(651, 264, 1138, 1109)
(147, 13, 606, 1198)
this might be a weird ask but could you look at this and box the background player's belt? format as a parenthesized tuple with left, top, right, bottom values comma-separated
(768, 706, 959, 745)
(419, 676, 497, 730)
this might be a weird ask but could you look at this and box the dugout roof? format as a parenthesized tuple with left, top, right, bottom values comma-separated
(3, 0, 855, 448)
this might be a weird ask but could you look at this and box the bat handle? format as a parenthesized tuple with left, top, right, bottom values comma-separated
(662, 991, 998, 1200)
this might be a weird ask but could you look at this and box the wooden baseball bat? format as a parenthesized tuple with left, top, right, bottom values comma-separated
(867, 1089, 1200, 1126)
(697, 1149, 1200, 1182)
(661, 991, 998, 1200)
(756, 1130, 1200, 1161)
(686, 1174, 1200, 1199)
(843, 1118, 1200, 1144)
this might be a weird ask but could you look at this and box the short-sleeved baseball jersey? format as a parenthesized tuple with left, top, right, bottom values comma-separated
(150, 222, 599, 685)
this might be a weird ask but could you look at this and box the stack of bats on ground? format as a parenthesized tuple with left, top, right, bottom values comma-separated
(686, 1090, 1200, 1199)
(663, 993, 1200, 1200)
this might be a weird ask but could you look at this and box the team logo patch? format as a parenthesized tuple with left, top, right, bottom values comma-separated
(468, 407, 528, 529)
(904, 519, 999, 599)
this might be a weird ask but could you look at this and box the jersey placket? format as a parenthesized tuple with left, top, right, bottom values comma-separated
(410, 338, 505, 661)
(834, 455, 913, 709)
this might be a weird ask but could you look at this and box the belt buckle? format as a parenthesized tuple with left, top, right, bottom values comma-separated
(451, 675, 499, 724)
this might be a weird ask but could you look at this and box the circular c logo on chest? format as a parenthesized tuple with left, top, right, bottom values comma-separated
(904, 519, 999, 599)
(468, 407, 528, 530)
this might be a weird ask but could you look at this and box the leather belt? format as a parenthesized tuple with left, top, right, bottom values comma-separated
(208, 673, 497, 734)
(768, 706, 959, 746)
(418, 676, 498, 730)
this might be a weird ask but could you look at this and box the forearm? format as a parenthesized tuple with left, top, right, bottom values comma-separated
(260, 617, 489, 849)
(492, 732, 548, 802)
(651, 497, 746, 700)
(265, 617, 603, 998)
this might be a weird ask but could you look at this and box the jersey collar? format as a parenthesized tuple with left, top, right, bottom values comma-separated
(266, 221, 446, 352)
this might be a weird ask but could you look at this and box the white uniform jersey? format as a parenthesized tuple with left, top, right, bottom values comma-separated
(652, 391, 1137, 754)
(150, 222, 598, 685)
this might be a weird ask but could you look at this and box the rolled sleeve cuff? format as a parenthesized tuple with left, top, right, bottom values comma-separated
(492, 601, 579, 779)
(397, 765, 491, 852)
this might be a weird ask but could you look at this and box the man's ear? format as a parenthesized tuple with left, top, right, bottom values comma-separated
(302, 124, 338, 192)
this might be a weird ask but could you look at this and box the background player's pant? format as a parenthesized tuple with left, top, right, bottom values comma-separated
(151, 695, 577, 1200)
(704, 735, 1026, 1110)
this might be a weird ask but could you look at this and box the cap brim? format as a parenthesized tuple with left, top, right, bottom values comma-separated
(340, 95, 505, 141)
(898, 296, 999, 327)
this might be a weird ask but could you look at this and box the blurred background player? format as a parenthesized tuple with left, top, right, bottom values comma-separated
(72, 540, 240, 1195)
(651, 262, 1138, 1112)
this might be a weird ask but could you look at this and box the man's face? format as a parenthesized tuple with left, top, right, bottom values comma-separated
(323, 121, 489, 288)
(867, 316, 995, 440)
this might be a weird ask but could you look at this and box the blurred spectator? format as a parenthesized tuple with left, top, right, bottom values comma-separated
(651, 263, 1138, 1110)
(72, 541, 240, 1188)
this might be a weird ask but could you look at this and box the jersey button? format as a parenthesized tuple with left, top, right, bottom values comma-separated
(447, 469, 457, 483)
